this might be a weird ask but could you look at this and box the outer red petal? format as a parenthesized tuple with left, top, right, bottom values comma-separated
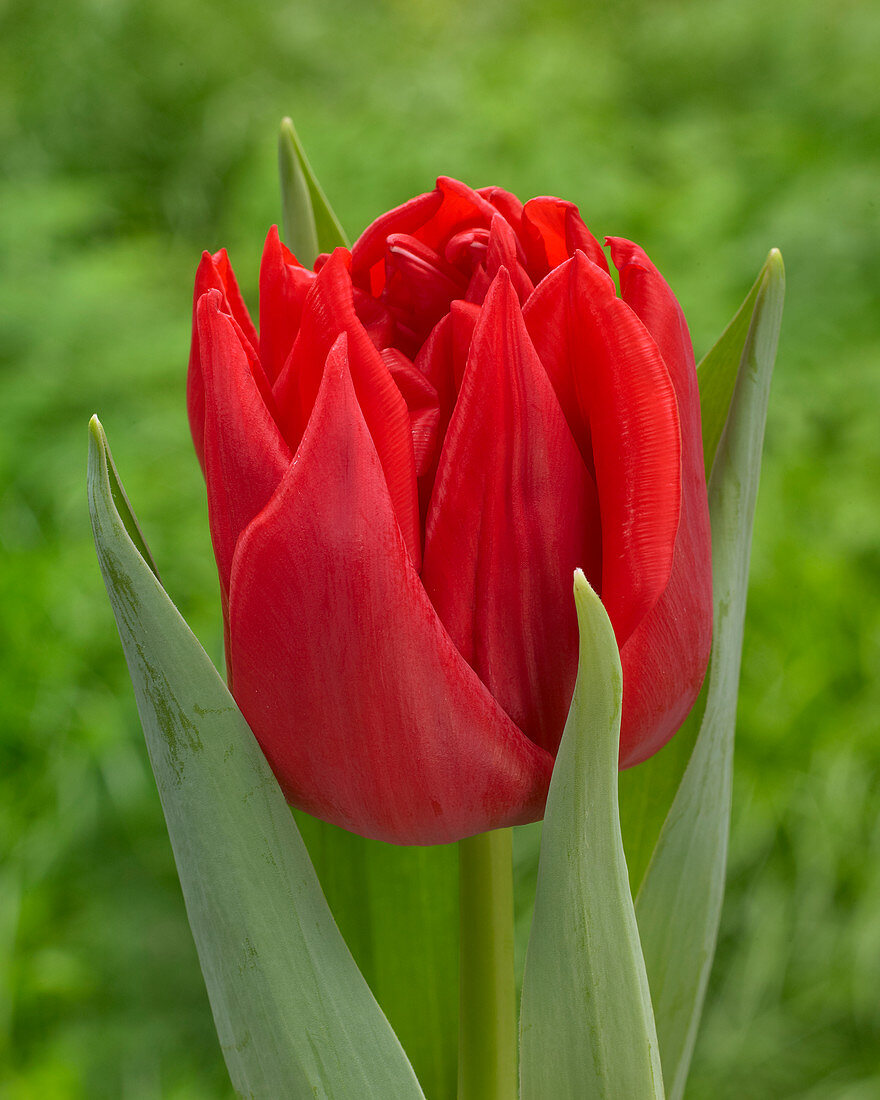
(273, 249, 422, 569)
(422, 271, 601, 755)
(524, 252, 681, 648)
(608, 237, 713, 764)
(197, 290, 291, 598)
(227, 333, 553, 844)
(187, 248, 258, 471)
(258, 225, 315, 384)
(206, 248, 259, 347)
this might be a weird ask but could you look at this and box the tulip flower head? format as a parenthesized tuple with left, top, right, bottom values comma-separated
(188, 178, 712, 844)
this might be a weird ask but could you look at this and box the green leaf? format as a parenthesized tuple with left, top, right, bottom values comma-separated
(519, 571, 665, 1100)
(279, 117, 349, 265)
(634, 249, 784, 1100)
(294, 814, 459, 1100)
(619, 249, 785, 896)
(618, 674, 706, 897)
(87, 416, 424, 1100)
(698, 255, 776, 480)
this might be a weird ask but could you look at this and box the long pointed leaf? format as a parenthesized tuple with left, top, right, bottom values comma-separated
(618, 683, 705, 897)
(279, 117, 349, 265)
(634, 250, 784, 1100)
(88, 416, 424, 1100)
(697, 262, 769, 479)
(520, 571, 665, 1100)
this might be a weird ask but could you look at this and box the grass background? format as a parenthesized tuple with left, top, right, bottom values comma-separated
(1, 0, 878, 1095)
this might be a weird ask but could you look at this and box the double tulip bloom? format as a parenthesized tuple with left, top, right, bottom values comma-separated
(188, 178, 712, 845)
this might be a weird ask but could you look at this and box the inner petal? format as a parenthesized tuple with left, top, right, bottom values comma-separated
(422, 270, 601, 755)
(383, 233, 468, 350)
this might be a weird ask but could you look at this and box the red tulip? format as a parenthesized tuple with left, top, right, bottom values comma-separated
(188, 178, 712, 845)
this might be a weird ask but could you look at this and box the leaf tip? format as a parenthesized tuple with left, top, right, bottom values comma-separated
(572, 567, 599, 612)
(765, 247, 785, 282)
(571, 568, 621, 689)
(279, 116, 298, 149)
(87, 414, 108, 482)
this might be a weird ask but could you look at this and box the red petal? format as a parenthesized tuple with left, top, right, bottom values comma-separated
(351, 189, 444, 296)
(258, 225, 315, 384)
(383, 233, 468, 343)
(227, 332, 553, 843)
(273, 249, 422, 569)
(449, 301, 481, 394)
(410, 303, 480, 519)
(414, 300, 480, 436)
(464, 264, 494, 306)
(187, 249, 258, 471)
(206, 248, 259, 347)
(413, 313, 454, 446)
(608, 238, 713, 763)
(444, 227, 490, 272)
(478, 186, 525, 229)
(382, 348, 441, 478)
(352, 286, 395, 349)
(485, 216, 534, 303)
(197, 290, 291, 597)
(422, 271, 601, 755)
(522, 257, 593, 465)
(462, 217, 534, 309)
(351, 177, 499, 299)
(525, 252, 681, 648)
(607, 239, 695, 382)
(423, 177, 500, 249)
(520, 197, 609, 280)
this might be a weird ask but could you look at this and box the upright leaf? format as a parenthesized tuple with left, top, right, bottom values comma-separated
(520, 572, 664, 1100)
(618, 684, 705, 897)
(697, 259, 772, 479)
(88, 416, 424, 1100)
(279, 117, 349, 265)
(634, 250, 784, 1100)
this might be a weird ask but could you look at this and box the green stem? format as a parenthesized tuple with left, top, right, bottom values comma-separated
(457, 827, 517, 1100)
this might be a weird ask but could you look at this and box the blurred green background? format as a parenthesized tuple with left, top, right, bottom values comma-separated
(1, 0, 878, 1095)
